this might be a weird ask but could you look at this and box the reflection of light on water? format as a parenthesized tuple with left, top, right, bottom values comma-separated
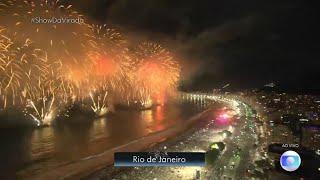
(99, 117, 106, 126)
(154, 105, 166, 131)
(155, 106, 164, 122)
(155, 92, 165, 105)
(140, 106, 168, 133)
(90, 117, 110, 139)
(31, 128, 54, 158)
(141, 110, 153, 123)
(32, 128, 53, 141)
(141, 110, 154, 133)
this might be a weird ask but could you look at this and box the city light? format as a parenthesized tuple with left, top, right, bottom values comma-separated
(218, 112, 232, 122)
(223, 132, 227, 138)
(210, 143, 219, 150)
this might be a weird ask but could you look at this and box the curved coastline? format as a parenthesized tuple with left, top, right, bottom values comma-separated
(17, 105, 216, 180)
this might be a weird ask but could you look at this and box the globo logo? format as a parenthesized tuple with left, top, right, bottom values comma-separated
(280, 150, 301, 172)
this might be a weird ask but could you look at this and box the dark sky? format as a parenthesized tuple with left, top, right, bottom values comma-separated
(68, 0, 320, 91)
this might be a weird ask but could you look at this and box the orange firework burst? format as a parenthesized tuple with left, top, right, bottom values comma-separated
(95, 55, 118, 76)
(132, 42, 180, 101)
(88, 24, 133, 96)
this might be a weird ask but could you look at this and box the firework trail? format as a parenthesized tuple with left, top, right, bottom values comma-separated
(0, 26, 49, 108)
(24, 94, 56, 126)
(90, 24, 128, 47)
(89, 90, 109, 116)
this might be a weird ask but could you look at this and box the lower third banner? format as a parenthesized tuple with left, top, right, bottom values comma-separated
(114, 152, 205, 167)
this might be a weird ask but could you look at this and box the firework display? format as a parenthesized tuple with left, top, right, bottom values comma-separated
(131, 42, 181, 105)
(0, 26, 48, 108)
(0, 0, 181, 126)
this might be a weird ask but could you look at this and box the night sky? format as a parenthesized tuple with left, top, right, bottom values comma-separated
(68, 0, 320, 91)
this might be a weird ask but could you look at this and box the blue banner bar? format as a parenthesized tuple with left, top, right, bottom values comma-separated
(114, 152, 205, 167)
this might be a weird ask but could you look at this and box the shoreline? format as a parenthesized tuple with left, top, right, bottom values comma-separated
(86, 100, 263, 180)
(17, 105, 217, 180)
(86, 115, 214, 179)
